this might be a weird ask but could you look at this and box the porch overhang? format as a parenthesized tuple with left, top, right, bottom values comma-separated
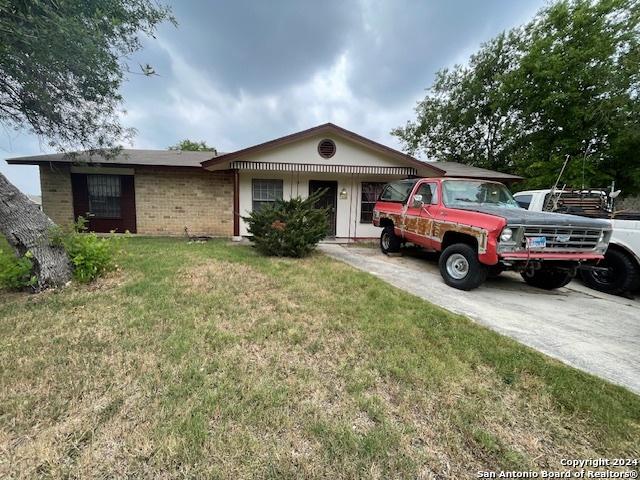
(229, 161, 416, 176)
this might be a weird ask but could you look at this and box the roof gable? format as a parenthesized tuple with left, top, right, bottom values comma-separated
(201, 123, 445, 175)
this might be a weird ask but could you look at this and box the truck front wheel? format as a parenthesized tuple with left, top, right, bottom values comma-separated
(579, 248, 640, 296)
(521, 268, 573, 290)
(380, 226, 401, 254)
(438, 244, 488, 290)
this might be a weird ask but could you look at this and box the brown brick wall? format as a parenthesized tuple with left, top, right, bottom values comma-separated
(135, 166, 234, 236)
(39, 164, 75, 227)
(38, 164, 234, 236)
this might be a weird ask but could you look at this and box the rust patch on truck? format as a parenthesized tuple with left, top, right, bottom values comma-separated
(420, 217, 487, 253)
(379, 212, 487, 253)
(433, 221, 488, 253)
(403, 216, 434, 237)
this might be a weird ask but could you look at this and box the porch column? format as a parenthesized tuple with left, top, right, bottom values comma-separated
(233, 169, 240, 237)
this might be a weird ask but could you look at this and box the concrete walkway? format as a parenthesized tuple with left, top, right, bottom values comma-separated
(319, 244, 640, 394)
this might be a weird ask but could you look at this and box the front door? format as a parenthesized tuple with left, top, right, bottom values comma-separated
(309, 180, 337, 237)
(402, 181, 437, 248)
(71, 173, 137, 233)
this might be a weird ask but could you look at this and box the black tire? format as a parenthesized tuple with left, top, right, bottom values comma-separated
(579, 248, 640, 296)
(521, 268, 573, 290)
(380, 226, 401, 254)
(438, 243, 488, 290)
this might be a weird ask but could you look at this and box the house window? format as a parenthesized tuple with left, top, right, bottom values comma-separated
(252, 179, 283, 212)
(88, 175, 121, 218)
(360, 182, 386, 223)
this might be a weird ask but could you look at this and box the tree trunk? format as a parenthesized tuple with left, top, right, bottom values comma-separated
(0, 173, 72, 291)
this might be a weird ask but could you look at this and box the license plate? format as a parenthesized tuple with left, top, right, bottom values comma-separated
(527, 236, 547, 249)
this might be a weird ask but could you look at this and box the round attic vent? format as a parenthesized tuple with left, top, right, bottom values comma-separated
(317, 139, 336, 159)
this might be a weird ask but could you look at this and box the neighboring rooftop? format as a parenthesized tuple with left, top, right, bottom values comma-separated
(27, 195, 42, 206)
(429, 161, 522, 182)
(5, 149, 218, 168)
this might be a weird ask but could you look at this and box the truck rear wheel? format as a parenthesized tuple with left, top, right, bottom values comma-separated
(438, 243, 488, 290)
(521, 268, 573, 290)
(579, 248, 640, 296)
(380, 226, 401, 254)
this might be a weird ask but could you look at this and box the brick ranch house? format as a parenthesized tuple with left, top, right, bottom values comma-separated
(6, 123, 521, 240)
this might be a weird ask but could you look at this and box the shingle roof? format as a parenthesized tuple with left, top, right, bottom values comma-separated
(429, 161, 522, 181)
(5, 149, 218, 167)
(4, 130, 522, 183)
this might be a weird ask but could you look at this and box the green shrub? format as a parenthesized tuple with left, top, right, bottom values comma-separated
(0, 248, 36, 290)
(243, 191, 328, 257)
(52, 218, 123, 283)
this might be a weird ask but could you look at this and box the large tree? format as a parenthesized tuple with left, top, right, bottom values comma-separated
(168, 139, 217, 153)
(392, 32, 521, 172)
(511, 0, 640, 191)
(394, 0, 640, 194)
(0, 175, 71, 290)
(0, 0, 173, 290)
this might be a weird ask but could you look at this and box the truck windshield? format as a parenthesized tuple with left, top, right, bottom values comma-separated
(442, 180, 519, 208)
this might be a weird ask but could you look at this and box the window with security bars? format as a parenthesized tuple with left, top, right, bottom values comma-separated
(252, 179, 283, 212)
(360, 182, 386, 223)
(88, 175, 122, 218)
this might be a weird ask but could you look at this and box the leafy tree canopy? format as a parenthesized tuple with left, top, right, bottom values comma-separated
(0, 0, 174, 152)
(168, 139, 217, 153)
(393, 0, 640, 194)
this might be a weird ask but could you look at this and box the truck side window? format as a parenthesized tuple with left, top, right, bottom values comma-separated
(414, 183, 438, 204)
(515, 194, 532, 209)
(380, 182, 415, 202)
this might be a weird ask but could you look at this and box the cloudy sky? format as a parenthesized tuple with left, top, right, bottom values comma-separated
(1, 0, 546, 194)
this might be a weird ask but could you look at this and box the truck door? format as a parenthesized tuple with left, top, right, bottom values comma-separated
(402, 182, 438, 248)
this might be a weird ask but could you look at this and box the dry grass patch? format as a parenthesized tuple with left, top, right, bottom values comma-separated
(180, 259, 273, 294)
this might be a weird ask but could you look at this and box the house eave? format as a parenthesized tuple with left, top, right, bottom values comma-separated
(229, 161, 417, 176)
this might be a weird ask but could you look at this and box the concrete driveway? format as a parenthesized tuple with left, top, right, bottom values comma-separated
(320, 244, 640, 394)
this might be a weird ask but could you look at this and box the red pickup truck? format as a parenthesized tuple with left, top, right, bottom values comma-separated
(373, 178, 612, 290)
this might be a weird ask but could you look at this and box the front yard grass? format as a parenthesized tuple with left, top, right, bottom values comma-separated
(1, 237, 638, 478)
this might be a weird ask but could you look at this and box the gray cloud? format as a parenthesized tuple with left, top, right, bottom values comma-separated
(1, 0, 546, 194)
(157, 0, 360, 94)
(345, 0, 542, 103)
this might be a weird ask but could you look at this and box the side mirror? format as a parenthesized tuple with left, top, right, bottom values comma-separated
(609, 190, 621, 199)
(412, 194, 423, 208)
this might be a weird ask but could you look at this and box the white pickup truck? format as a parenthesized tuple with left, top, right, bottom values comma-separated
(513, 189, 640, 295)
